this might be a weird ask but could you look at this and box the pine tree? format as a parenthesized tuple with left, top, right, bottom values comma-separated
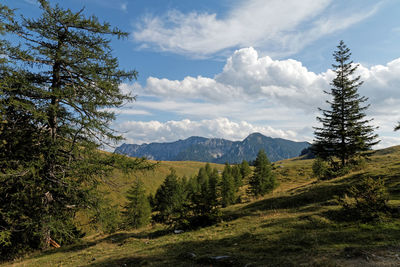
(249, 150, 275, 197)
(314, 41, 379, 168)
(208, 168, 220, 209)
(231, 164, 243, 191)
(191, 167, 210, 218)
(0, 1, 151, 257)
(240, 160, 252, 181)
(221, 163, 236, 207)
(123, 179, 151, 229)
(188, 165, 221, 227)
(153, 169, 185, 226)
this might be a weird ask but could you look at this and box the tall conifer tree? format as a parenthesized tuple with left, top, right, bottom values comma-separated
(0, 1, 151, 256)
(314, 41, 379, 168)
(221, 163, 236, 207)
(153, 169, 185, 226)
(123, 179, 151, 229)
(249, 150, 275, 197)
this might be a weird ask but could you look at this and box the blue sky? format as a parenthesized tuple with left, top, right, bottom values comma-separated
(5, 0, 400, 149)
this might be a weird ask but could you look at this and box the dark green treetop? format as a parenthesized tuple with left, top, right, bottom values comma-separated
(153, 169, 185, 226)
(313, 40, 379, 168)
(221, 163, 236, 207)
(123, 178, 151, 229)
(249, 149, 275, 197)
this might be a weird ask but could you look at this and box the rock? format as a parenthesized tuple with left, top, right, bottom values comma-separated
(174, 229, 184, 234)
(210, 256, 230, 261)
(179, 252, 197, 259)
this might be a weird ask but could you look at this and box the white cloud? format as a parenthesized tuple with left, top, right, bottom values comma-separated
(118, 46, 400, 148)
(132, 47, 333, 111)
(116, 117, 298, 145)
(132, 0, 378, 57)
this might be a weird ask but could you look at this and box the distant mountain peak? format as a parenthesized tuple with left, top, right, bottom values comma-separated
(115, 133, 310, 163)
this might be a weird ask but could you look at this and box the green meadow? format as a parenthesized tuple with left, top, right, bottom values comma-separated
(4, 146, 400, 267)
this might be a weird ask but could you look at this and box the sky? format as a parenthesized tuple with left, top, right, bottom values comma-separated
(5, 0, 400, 149)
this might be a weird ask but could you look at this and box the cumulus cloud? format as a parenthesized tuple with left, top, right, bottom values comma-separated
(133, 0, 379, 57)
(131, 47, 333, 111)
(118, 46, 400, 148)
(116, 117, 299, 145)
(132, 47, 400, 114)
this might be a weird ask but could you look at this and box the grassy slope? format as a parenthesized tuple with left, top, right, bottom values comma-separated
(5, 147, 400, 266)
(98, 160, 225, 206)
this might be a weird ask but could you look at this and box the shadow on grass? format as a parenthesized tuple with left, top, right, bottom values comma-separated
(84, 216, 400, 267)
(28, 228, 172, 261)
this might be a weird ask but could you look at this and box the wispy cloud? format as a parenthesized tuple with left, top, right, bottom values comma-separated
(132, 0, 379, 58)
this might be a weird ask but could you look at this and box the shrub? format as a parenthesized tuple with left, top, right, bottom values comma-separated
(339, 176, 390, 222)
(312, 158, 329, 180)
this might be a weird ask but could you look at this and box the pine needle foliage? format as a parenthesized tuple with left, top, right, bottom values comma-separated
(0, 1, 152, 258)
(313, 41, 379, 168)
(153, 169, 186, 227)
(123, 179, 151, 229)
(249, 150, 275, 197)
(221, 163, 236, 207)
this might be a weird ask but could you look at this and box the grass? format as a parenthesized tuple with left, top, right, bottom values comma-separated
(99, 160, 225, 205)
(4, 146, 400, 266)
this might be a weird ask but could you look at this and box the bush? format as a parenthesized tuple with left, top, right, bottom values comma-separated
(339, 176, 390, 222)
(312, 158, 354, 180)
(312, 158, 329, 180)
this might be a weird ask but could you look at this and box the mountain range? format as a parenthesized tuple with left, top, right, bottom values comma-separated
(114, 133, 311, 163)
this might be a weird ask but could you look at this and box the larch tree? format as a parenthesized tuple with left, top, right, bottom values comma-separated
(313, 40, 379, 168)
(123, 179, 151, 229)
(0, 0, 151, 257)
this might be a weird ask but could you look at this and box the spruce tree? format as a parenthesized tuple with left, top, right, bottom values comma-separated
(208, 168, 220, 209)
(314, 41, 379, 168)
(191, 167, 210, 219)
(249, 150, 275, 197)
(189, 165, 221, 227)
(221, 163, 236, 207)
(123, 179, 151, 229)
(0, 1, 151, 257)
(153, 169, 185, 226)
(240, 160, 252, 181)
(231, 164, 243, 190)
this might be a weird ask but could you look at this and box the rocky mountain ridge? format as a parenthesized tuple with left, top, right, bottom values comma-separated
(114, 133, 311, 163)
